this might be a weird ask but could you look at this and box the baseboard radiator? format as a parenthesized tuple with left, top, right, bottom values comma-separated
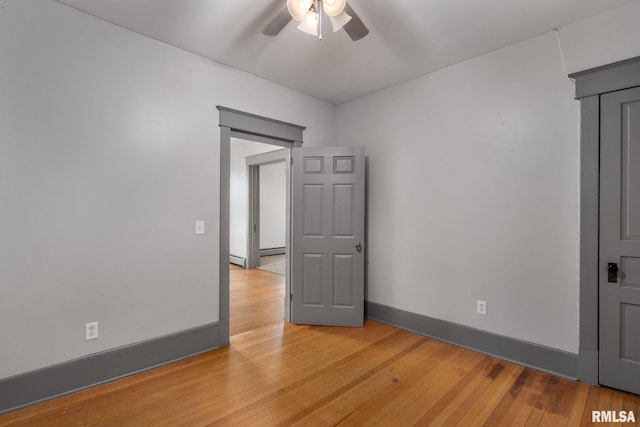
(229, 255, 246, 268)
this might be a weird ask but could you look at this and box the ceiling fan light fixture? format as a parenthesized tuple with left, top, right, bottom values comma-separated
(287, 0, 313, 21)
(297, 10, 319, 35)
(329, 10, 351, 32)
(323, 0, 347, 17)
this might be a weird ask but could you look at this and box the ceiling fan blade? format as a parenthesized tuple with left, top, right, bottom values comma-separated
(262, 7, 293, 36)
(343, 3, 369, 41)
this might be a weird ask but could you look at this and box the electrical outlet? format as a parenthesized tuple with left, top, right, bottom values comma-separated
(85, 322, 99, 341)
(477, 300, 487, 316)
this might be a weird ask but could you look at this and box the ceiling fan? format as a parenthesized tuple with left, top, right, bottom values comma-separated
(262, 0, 369, 41)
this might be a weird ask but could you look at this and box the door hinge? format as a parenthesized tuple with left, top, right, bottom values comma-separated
(290, 156, 294, 166)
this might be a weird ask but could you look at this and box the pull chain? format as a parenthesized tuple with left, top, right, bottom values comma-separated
(317, 0, 322, 40)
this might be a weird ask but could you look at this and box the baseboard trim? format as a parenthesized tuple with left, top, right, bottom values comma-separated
(0, 322, 222, 415)
(259, 247, 285, 257)
(229, 255, 246, 268)
(366, 301, 578, 379)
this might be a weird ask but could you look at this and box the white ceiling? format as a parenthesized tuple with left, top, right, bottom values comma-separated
(55, 0, 637, 104)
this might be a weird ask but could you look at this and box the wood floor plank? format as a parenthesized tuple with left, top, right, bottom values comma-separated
(580, 387, 603, 426)
(483, 367, 536, 425)
(209, 329, 426, 426)
(492, 369, 549, 426)
(279, 336, 429, 426)
(459, 362, 524, 426)
(433, 360, 518, 426)
(1, 265, 640, 426)
(525, 374, 561, 426)
(378, 350, 491, 425)
(413, 354, 493, 425)
(290, 339, 448, 426)
(348, 349, 484, 426)
(335, 344, 462, 426)
(565, 381, 591, 426)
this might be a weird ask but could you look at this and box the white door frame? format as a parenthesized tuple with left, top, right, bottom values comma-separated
(217, 107, 304, 344)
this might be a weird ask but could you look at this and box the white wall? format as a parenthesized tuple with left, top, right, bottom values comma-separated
(0, 0, 334, 379)
(558, 1, 640, 74)
(259, 162, 286, 250)
(335, 32, 580, 353)
(229, 140, 285, 259)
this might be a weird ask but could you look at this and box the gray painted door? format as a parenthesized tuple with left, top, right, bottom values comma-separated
(599, 86, 640, 395)
(291, 146, 365, 327)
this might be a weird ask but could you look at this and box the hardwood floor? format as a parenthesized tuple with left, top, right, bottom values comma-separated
(230, 265, 285, 336)
(1, 266, 639, 426)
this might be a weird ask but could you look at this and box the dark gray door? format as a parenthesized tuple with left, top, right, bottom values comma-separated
(291, 146, 365, 327)
(599, 86, 640, 394)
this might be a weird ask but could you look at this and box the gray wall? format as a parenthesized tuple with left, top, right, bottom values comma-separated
(2, 0, 640, 384)
(336, 32, 581, 353)
(332, 6, 640, 355)
(0, 0, 334, 380)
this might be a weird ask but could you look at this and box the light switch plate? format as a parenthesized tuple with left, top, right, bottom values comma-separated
(195, 220, 205, 235)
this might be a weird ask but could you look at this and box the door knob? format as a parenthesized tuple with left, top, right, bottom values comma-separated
(607, 262, 618, 283)
(355, 243, 362, 253)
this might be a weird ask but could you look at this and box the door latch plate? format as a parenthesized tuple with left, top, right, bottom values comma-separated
(607, 262, 619, 283)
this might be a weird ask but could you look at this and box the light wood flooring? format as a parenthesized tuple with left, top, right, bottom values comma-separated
(1, 265, 639, 426)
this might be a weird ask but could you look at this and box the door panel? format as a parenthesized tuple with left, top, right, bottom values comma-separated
(600, 86, 640, 395)
(621, 304, 640, 362)
(622, 101, 640, 239)
(333, 254, 355, 307)
(292, 146, 365, 327)
(621, 257, 640, 288)
(303, 185, 324, 236)
(302, 254, 323, 306)
(333, 184, 355, 237)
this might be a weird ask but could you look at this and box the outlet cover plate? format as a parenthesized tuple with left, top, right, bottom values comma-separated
(85, 322, 99, 341)
(477, 300, 487, 316)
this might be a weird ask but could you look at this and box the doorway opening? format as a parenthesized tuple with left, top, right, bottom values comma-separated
(244, 146, 287, 272)
(217, 106, 305, 346)
(229, 138, 288, 336)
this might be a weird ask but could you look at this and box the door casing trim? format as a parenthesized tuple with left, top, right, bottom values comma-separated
(571, 56, 640, 385)
(217, 107, 304, 342)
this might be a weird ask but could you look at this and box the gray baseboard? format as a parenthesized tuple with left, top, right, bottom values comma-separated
(259, 247, 285, 257)
(0, 322, 222, 415)
(366, 301, 578, 380)
(229, 255, 246, 268)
